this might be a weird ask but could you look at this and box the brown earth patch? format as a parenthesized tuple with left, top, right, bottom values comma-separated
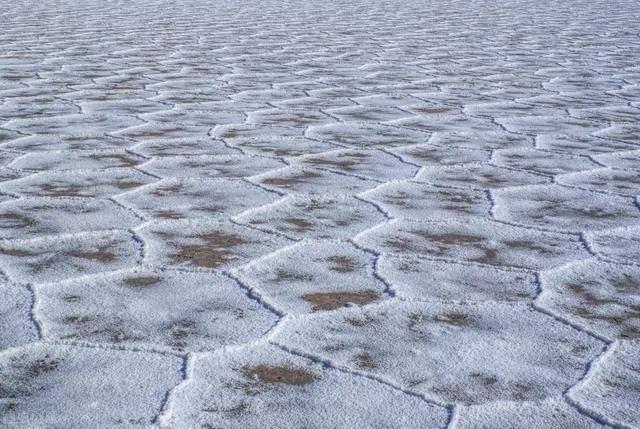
(242, 364, 316, 386)
(27, 355, 60, 377)
(302, 290, 379, 311)
(0, 247, 35, 257)
(262, 170, 322, 187)
(171, 231, 248, 268)
(124, 275, 162, 287)
(284, 217, 314, 229)
(90, 153, 140, 168)
(116, 180, 144, 190)
(326, 255, 360, 272)
(0, 212, 37, 228)
(434, 312, 474, 326)
(37, 183, 83, 197)
(275, 269, 313, 282)
(354, 351, 378, 369)
(68, 246, 116, 262)
(154, 210, 185, 219)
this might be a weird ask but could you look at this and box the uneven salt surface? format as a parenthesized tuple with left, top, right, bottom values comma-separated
(272, 301, 603, 405)
(162, 343, 449, 428)
(0, 0, 639, 427)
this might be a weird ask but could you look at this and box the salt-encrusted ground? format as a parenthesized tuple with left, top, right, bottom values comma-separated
(0, 0, 639, 427)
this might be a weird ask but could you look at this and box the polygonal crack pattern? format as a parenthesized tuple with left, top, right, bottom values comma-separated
(538, 260, 640, 340)
(0, 343, 182, 427)
(138, 220, 292, 270)
(272, 301, 603, 404)
(569, 341, 640, 429)
(455, 398, 609, 429)
(355, 219, 589, 270)
(234, 241, 386, 314)
(162, 344, 448, 428)
(1, 0, 639, 426)
(35, 269, 279, 352)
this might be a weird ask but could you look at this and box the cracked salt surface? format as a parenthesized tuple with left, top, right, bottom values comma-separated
(0, 0, 639, 427)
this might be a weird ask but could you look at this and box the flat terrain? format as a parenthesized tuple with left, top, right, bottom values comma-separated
(1, 0, 639, 427)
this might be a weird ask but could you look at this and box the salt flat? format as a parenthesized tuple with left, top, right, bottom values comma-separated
(0, 0, 639, 427)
